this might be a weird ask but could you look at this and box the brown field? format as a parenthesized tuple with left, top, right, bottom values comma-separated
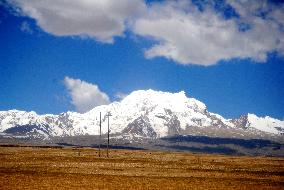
(0, 146, 283, 190)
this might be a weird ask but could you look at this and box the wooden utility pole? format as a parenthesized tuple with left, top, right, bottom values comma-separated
(106, 112, 112, 158)
(99, 112, 101, 157)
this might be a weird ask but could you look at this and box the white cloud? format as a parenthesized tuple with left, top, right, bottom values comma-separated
(10, 0, 145, 43)
(115, 92, 128, 100)
(63, 76, 110, 113)
(133, 0, 284, 65)
(8, 0, 284, 65)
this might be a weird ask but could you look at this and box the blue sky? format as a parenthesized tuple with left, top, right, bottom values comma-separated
(0, 0, 284, 119)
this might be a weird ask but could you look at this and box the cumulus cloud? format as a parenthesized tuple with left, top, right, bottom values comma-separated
(10, 0, 145, 43)
(8, 0, 284, 65)
(63, 77, 110, 113)
(133, 0, 284, 65)
(115, 92, 128, 100)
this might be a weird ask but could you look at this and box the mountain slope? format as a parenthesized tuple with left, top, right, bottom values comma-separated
(0, 90, 283, 140)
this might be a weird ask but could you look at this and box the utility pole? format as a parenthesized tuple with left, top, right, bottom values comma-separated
(99, 112, 101, 157)
(106, 112, 112, 158)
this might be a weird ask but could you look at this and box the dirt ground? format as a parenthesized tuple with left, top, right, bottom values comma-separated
(0, 145, 283, 190)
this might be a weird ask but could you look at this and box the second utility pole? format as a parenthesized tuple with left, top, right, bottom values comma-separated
(99, 112, 101, 157)
(106, 112, 112, 158)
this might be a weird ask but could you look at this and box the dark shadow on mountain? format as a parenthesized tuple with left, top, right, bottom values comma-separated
(56, 143, 79, 147)
(0, 144, 63, 149)
(161, 135, 282, 149)
(4, 124, 49, 135)
(91, 144, 145, 150)
(156, 144, 240, 155)
(55, 143, 145, 150)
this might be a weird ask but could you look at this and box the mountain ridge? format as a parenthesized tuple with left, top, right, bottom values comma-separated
(0, 89, 283, 140)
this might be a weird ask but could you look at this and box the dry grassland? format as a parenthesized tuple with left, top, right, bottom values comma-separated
(0, 146, 283, 189)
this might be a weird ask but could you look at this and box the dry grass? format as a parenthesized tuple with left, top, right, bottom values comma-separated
(0, 146, 283, 189)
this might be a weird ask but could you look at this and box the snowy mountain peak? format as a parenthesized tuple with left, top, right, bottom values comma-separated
(120, 89, 206, 114)
(0, 89, 283, 139)
(121, 89, 188, 104)
(247, 113, 284, 134)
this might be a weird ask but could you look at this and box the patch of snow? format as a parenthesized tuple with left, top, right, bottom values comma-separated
(0, 90, 283, 139)
(247, 113, 284, 135)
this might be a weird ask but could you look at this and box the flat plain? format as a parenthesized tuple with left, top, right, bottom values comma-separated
(0, 145, 283, 190)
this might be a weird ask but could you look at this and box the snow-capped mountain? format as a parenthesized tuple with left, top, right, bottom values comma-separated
(0, 90, 283, 140)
